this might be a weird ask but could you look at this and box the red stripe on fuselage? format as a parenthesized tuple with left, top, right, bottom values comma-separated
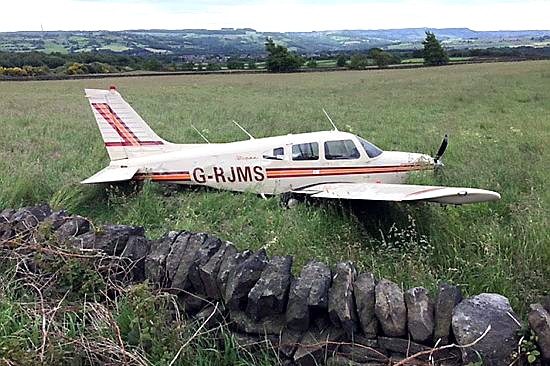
(266, 164, 429, 179)
(134, 171, 191, 182)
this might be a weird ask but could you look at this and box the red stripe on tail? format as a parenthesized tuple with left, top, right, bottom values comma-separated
(92, 103, 164, 146)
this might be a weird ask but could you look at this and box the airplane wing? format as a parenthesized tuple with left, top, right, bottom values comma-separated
(81, 166, 139, 184)
(293, 183, 501, 205)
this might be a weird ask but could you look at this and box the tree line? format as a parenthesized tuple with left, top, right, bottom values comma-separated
(2, 32, 548, 77)
(263, 32, 449, 72)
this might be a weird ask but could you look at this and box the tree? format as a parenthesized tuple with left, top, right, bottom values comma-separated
(143, 58, 162, 71)
(422, 31, 449, 66)
(368, 48, 397, 68)
(349, 53, 369, 69)
(227, 58, 245, 70)
(264, 38, 304, 72)
(336, 54, 347, 67)
(206, 63, 221, 71)
(180, 62, 195, 71)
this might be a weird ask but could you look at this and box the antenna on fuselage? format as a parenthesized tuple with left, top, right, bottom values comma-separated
(191, 124, 210, 144)
(322, 108, 338, 131)
(232, 120, 255, 140)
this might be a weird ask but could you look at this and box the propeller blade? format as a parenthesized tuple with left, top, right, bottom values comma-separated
(434, 134, 448, 161)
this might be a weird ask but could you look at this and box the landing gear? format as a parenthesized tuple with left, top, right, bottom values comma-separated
(280, 192, 301, 209)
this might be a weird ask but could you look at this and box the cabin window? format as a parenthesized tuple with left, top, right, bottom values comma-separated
(263, 147, 285, 160)
(358, 137, 383, 158)
(292, 142, 319, 161)
(324, 140, 360, 160)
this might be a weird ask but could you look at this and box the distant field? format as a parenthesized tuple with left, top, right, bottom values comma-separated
(401, 57, 473, 64)
(1, 61, 549, 315)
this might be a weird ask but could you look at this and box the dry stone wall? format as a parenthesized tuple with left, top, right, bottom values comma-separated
(1, 204, 549, 366)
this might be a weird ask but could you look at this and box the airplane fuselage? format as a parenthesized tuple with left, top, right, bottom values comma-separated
(115, 131, 434, 195)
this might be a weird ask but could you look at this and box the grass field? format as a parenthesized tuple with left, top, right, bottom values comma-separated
(1, 61, 549, 318)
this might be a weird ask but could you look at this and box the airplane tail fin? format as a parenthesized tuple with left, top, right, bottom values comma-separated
(85, 87, 170, 161)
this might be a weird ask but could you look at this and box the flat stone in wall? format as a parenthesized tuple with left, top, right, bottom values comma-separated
(246, 255, 293, 320)
(434, 283, 462, 344)
(171, 232, 208, 290)
(354, 271, 378, 339)
(145, 231, 180, 285)
(225, 249, 268, 310)
(230, 310, 285, 335)
(164, 232, 192, 287)
(286, 259, 331, 331)
(293, 327, 345, 366)
(328, 261, 358, 337)
(338, 342, 387, 363)
(218, 248, 251, 302)
(375, 279, 407, 337)
(187, 236, 222, 294)
(404, 287, 434, 343)
(528, 303, 550, 361)
(121, 235, 151, 282)
(41, 210, 67, 231)
(199, 242, 237, 300)
(55, 216, 91, 242)
(91, 224, 144, 255)
(0, 208, 16, 222)
(12, 204, 52, 231)
(0, 209, 16, 239)
(452, 293, 520, 366)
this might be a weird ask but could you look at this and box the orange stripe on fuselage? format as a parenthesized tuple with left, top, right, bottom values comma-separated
(148, 175, 191, 181)
(133, 173, 191, 182)
(266, 164, 428, 178)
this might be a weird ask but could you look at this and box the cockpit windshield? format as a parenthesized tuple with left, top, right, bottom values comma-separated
(357, 137, 383, 158)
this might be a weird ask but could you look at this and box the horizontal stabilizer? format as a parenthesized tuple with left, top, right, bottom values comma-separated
(294, 183, 501, 205)
(81, 166, 139, 184)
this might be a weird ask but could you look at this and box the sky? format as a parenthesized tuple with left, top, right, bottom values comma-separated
(1, 0, 549, 32)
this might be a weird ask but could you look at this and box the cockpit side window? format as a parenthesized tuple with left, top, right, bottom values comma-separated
(324, 139, 360, 160)
(292, 142, 319, 161)
(358, 137, 383, 158)
(263, 147, 285, 160)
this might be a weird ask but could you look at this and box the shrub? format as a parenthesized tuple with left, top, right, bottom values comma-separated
(66, 62, 89, 75)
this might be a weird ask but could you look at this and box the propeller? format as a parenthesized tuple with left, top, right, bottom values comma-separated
(433, 134, 448, 163)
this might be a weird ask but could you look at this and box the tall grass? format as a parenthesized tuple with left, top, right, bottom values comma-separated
(0, 61, 549, 314)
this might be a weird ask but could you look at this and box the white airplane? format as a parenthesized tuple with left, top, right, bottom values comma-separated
(82, 87, 501, 205)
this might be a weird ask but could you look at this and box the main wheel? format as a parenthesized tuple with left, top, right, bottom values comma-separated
(280, 192, 301, 208)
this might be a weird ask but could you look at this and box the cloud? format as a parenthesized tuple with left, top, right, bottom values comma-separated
(1, 0, 549, 32)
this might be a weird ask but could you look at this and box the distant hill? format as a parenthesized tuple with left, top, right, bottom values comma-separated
(1, 28, 549, 57)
